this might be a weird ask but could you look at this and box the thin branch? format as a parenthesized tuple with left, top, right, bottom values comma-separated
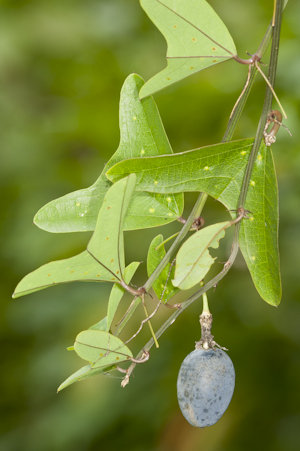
(223, 0, 289, 142)
(255, 61, 287, 119)
(238, 0, 283, 209)
(229, 65, 252, 120)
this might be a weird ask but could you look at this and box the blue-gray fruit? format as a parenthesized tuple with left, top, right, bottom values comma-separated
(177, 348, 235, 427)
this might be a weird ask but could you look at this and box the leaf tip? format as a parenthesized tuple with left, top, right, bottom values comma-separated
(139, 83, 153, 100)
(12, 289, 21, 299)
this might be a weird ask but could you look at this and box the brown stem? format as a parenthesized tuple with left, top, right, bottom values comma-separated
(232, 53, 261, 65)
(195, 312, 228, 351)
(120, 280, 146, 297)
(263, 109, 292, 146)
(229, 207, 249, 225)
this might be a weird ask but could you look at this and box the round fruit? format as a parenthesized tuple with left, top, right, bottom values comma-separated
(177, 348, 235, 427)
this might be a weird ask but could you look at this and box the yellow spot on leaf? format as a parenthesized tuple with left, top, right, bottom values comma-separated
(174, 25, 177, 28)
(212, 47, 216, 51)
(154, 180, 158, 185)
(116, 357, 120, 360)
(241, 151, 246, 156)
(111, 259, 114, 262)
(167, 77, 171, 80)
(190, 67, 194, 70)
(47, 274, 51, 277)
(167, 197, 172, 202)
(204, 166, 209, 171)
(258, 155, 262, 161)
(70, 271, 74, 273)
(168, 212, 173, 216)
(141, 149, 145, 155)
(250, 181, 256, 186)
(212, 60, 217, 62)
(149, 208, 155, 213)
(192, 37, 196, 42)
(76, 202, 80, 207)
(133, 116, 137, 120)
(250, 217, 254, 221)
(106, 237, 109, 240)
(252, 256, 256, 261)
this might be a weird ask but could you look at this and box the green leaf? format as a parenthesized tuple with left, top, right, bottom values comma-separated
(57, 363, 116, 392)
(89, 316, 108, 331)
(107, 261, 140, 332)
(173, 222, 228, 290)
(238, 143, 281, 305)
(13, 175, 136, 298)
(139, 0, 237, 98)
(107, 140, 281, 305)
(87, 173, 137, 278)
(106, 138, 254, 199)
(147, 234, 179, 302)
(74, 330, 133, 368)
(13, 251, 118, 298)
(34, 73, 183, 233)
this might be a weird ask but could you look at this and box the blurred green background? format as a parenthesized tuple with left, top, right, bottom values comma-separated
(1, 1, 300, 450)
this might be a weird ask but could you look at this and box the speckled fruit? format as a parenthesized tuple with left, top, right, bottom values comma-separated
(177, 348, 235, 427)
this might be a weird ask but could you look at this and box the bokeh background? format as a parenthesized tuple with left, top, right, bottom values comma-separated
(1, 1, 300, 450)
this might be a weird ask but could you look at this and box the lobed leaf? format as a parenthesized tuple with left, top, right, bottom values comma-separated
(13, 175, 136, 298)
(173, 222, 228, 290)
(34, 73, 183, 233)
(139, 0, 236, 98)
(13, 251, 118, 298)
(147, 234, 179, 302)
(106, 138, 254, 203)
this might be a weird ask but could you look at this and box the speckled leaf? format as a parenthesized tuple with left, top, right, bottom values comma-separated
(147, 234, 179, 302)
(87, 174, 136, 278)
(107, 140, 281, 305)
(106, 138, 254, 196)
(13, 175, 136, 298)
(237, 143, 281, 306)
(13, 251, 121, 298)
(107, 261, 140, 332)
(173, 222, 228, 290)
(139, 0, 236, 98)
(74, 330, 133, 368)
(34, 74, 183, 233)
